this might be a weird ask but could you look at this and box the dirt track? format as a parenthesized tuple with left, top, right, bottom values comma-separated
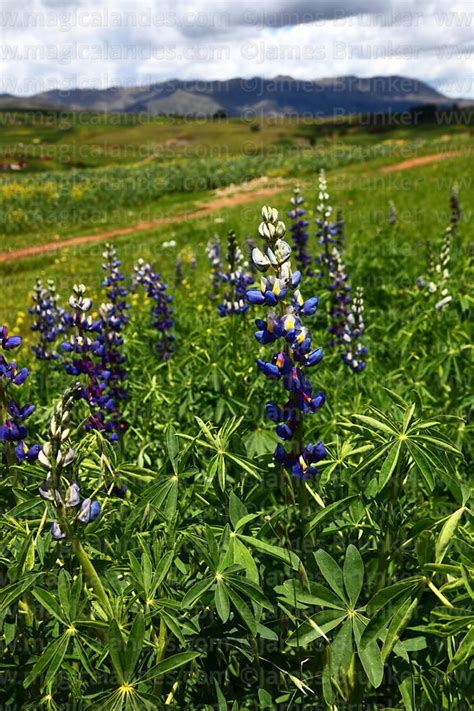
(0, 186, 284, 264)
(0, 151, 461, 264)
(378, 151, 458, 173)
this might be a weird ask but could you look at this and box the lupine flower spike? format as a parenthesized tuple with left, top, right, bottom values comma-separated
(61, 284, 116, 436)
(206, 234, 223, 300)
(246, 206, 326, 480)
(38, 383, 100, 540)
(29, 278, 66, 361)
(422, 187, 460, 310)
(388, 201, 397, 226)
(0, 326, 39, 464)
(315, 169, 337, 286)
(133, 259, 175, 360)
(327, 248, 351, 347)
(217, 230, 253, 317)
(342, 287, 368, 371)
(287, 187, 313, 276)
(95, 244, 130, 440)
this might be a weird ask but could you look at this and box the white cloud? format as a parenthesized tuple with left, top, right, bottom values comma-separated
(0, 0, 472, 97)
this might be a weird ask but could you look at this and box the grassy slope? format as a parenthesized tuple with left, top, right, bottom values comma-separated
(1, 149, 472, 330)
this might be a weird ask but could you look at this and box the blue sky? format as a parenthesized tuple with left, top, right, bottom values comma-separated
(1, 0, 473, 97)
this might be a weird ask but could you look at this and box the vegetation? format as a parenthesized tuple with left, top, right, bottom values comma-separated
(0, 111, 472, 709)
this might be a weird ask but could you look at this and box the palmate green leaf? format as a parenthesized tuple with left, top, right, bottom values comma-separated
(229, 491, 248, 529)
(140, 651, 200, 683)
(367, 578, 424, 617)
(331, 618, 353, 677)
(123, 612, 146, 682)
(381, 595, 419, 662)
(32, 587, 68, 625)
(378, 440, 402, 492)
(23, 633, 70, 689)
(415, 434, 461, 455)
(108, 619, 126, 683)
(350, 414, 398, 437)
(165, 425, 180, 474)
(314, 550, 347, 603)
(435, 506, 465, 564)
(276, 580, 346, 611)
(343, 545, 364, 607)
(407, 442, 435, 491)
(181, 577, 214, 609)
(361, 586, 416, 648)
(0, 573, 41, 614)
(306, 495, 358, 535)
(225, 574, 273, 610)
(215, 581, 230, 622)
(226, 586, 257, 635)
(237, 534, 300, 570)
(353, 616, 384, 688)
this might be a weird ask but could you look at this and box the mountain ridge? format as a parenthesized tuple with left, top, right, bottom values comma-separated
(0, 75, 460, 117)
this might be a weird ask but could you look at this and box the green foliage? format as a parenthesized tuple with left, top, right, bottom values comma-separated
(0, 136, 472, 708)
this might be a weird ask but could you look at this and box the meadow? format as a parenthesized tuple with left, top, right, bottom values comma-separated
(0, 110, 472, 709)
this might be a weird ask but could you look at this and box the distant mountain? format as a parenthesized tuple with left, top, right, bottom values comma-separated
(0, 76, 457, 117)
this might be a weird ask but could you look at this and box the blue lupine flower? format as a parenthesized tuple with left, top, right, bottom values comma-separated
(247, 206, 326, 480)
(61, 284, 113, 434)
(38, 383, 102, 541)
(133, 259, 175, 360)
(92, 244, 130, 440)
(217, 231, 254, 317)
(206, 234, 223, 300)
(0, 327, 38, 464)
(29, 278, 66, 361)
(51, 522, 66, 540)
(287, 187, 313, 275)
(77, 498, 101, 523)
(327, 247, 351, 347)
(342, 287, 368, 372)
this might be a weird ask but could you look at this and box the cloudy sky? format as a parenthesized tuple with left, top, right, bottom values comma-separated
(1, 0, 473, 97)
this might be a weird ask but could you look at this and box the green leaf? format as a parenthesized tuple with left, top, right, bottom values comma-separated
(343, 545, 364, 607)
(215, 581, 230, 623)
(353, 617, 383, 688)
(407, 443, 434, 491)
(140, 652, 200, 683)
(229, 492, 247, 529)
(306, 495, 358, 535)
(123, 612, 145, 682)
(238, 534, 300, 570)
(352, 414, 398, 436)
(435, 507, 465, 564)
(166, 425, 180, 473)
(447, 626, 474, 672)
(32, 588, 68, 624)
(398, 674, 415, 711)
(367, 578, 423, 617)
(108, 620, 125, 683)
(314, 550, 347, 602)
(226, 586, 257, 635)
(181, 578, 214, 609)
(0, 574, 42, 613)
(24, 634, 69, 689)
(361, 587, 415, 648)
(381, 595, 419, 662)
(330, 618, 353, 677)
(378, 440, 402, 492)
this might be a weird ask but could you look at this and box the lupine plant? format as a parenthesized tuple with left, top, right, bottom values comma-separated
(217, 230, 253, 317)
(133, 258, 175, 359)
(246, 206, 326, 479)
(287, 186, 313, 275)
(315, 169, 338, 286)
(0, 327, 39, 465)
(29, 278, 66, 361)
(342, 286, 368, 371)
(206, 233, 223, 299)
(327, 246, 351, 347)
